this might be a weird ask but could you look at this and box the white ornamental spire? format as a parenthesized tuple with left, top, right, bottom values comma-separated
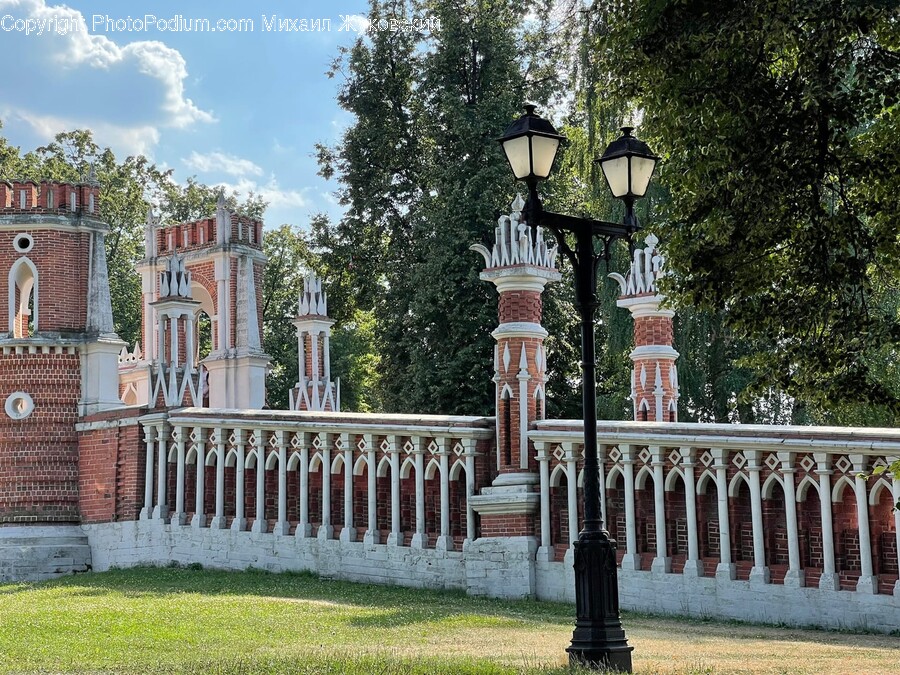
(470, 195, 559, 271)
(609, 233, 666, 298)
(297, 271, 328, 318)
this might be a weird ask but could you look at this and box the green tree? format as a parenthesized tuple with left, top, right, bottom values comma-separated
(595, 0, 900, 416)
(261, 224, 317, 409)
(317, 0, 575, 415)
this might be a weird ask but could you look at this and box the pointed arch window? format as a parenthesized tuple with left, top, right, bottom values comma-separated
(8, 257, 38, 337)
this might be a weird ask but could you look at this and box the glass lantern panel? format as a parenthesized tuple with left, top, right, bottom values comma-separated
(531, 136, 560, 179)
(502, 136, 532, 179)
(630, 156, 657, 197)
(600, 156, 630, 197)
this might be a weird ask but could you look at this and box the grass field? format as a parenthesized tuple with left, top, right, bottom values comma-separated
(1, 567, 898, 674)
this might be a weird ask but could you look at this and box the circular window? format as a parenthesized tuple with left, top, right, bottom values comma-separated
(5, 392, 34, 420)
(13, 233, 34, 253)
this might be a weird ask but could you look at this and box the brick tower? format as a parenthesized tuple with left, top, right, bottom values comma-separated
(290, 271, 339, 411)
(468, 195, 560, 595)
(127, 194, 269, 409)
(0, 178, 123, 580)
(609, 233, 679, 421)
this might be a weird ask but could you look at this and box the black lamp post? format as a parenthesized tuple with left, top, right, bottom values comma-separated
(497, 105, 658, 672)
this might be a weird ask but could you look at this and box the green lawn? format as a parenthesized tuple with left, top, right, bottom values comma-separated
(0, 567, 897, 674)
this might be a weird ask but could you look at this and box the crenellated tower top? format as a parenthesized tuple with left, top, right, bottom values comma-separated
(471, 195, 559, 294)
(0, 180, 101, 218)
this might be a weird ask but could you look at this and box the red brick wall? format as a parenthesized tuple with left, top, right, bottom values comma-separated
(0, 228, 90, 334)
(634, 315, 673, 348)
(77, 408, 147, 524)
(480, 513, 537, 538)
(0, 349, 81, 523)
(498, 290, 541, 324)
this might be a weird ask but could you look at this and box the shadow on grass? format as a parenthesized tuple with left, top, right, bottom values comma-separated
(8, 567, 898, 650)
(5, 566, 573, 632)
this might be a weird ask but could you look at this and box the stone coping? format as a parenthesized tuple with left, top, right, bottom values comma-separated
(141, 408, 496, 438)
(532, 419, 900, 453)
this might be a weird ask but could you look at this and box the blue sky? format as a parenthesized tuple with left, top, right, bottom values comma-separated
(0, 0, 375, 227)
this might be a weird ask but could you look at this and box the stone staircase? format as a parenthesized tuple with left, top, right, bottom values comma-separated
(0, 526, 92, 583)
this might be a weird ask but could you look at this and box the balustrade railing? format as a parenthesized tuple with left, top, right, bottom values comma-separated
(138, 409, 493, 551)
(531, 420, 900, 596)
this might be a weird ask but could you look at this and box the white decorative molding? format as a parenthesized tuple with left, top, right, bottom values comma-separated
(4, 391, 34, 419)
(12, 233, 33, 253)
(491, 322, 549, 340)
(298, 271, 327, 317)
(630, 345, 680, 361)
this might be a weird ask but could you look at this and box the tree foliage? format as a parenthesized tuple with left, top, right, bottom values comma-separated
(315, 0, 578, 415)
(594, 0, 900, 417)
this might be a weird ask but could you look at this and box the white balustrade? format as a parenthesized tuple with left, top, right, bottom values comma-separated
(136, 411, 899, 611)
(528, 419, 900, 599)
(139, 409, 491, 556)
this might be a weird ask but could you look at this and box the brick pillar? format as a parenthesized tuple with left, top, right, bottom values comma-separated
(468, 195, 560, 547)
(291, 272, 339, 412)
(610, 234, 679, 422)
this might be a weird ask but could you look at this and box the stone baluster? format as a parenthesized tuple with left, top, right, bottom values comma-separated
(651, 446, 671, 573)
(340, 433, 355, 543)
(712, 448, 735, 579)
(153, 422, 169, 522)
(274, 431, 290, 535)
(252, 429, 267, 534)
(745, 451, 769, 584)
(191, 426, 206, 528)
(232, 428, 246, 531)
(319, 433, 333, 540)
(621, 444, 639, 571)
(411, 437, 427, 548)
(463, 438, 477, 543)
(297, 434, 311, 538)
(892, 465, 900, 598)
(436, 438, 452, 551)
(173, 425, 186, 525)
(778, 452, 803, 587)
(813, 453, 839, 590)
(211, 428, 227, 529)
(681, 447, 702, 577)
(388, 435, 402, 546)
(363, 434, 378, 545)
(535, 441, 552, 561)
(851, 454, 876, 594)
(142, 424, 156, 520)
(563, 442, 579, 546)
(598, 445, 608, 531)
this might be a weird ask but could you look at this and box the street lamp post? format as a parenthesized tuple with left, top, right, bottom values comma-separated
(497, 105, 658, 672)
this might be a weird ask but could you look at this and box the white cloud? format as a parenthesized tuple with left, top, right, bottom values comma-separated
(4, 106, 160, 156)
(216, 176, 309, 210)
(183, 151, 263, 177)
(0, 0, 213, 154)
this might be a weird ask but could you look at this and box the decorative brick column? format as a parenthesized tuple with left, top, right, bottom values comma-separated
(148, 255, 202, 408)
(468, 195, 560, 558)
(291, 272, 339, 411)
(609, 234, 679, 422)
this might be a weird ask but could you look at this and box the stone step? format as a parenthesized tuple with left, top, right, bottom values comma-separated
(0, 525, 92, 583)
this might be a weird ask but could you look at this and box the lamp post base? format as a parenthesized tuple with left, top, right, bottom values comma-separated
(566, 533, 633, 673)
